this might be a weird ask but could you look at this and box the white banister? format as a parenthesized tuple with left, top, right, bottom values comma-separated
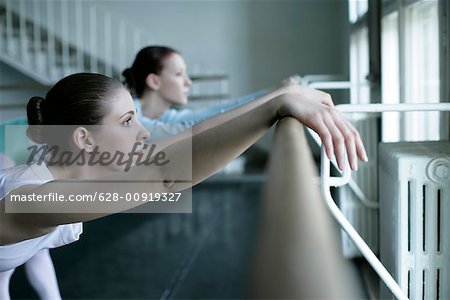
(5, 0, 12, 54)
(104, 13, 112, 77)
(337, 102, 450, 113)
(46, 0, 56, 80)
(75, 1, 84, 73)
(320, 103, 450, 300)
(89, 5, 97, 73)
(32, 0, 41, 71)
(60, 0, 70, 76)
(118, 21, 126, 72)
(18, 0, 26, 62)
(321, 152, 408, 300)
(0, 0, 153, 84)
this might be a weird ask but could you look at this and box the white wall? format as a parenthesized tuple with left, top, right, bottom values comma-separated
(0, 62, 47, 120)
(92, 0, 350, 99)
(0, 0, 350, 121)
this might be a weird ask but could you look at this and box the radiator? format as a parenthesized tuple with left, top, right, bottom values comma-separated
(339, 113, 379, 258)
(379, 141, 450, 299)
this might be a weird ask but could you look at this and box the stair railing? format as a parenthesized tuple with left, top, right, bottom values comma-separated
(0, 0, 153, 85)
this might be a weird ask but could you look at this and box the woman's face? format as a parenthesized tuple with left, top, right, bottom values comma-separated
(156, 53, 192, 106)
(91, 88, 150, 171)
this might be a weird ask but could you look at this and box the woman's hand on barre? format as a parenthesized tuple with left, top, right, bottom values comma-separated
(277, 84, 368, 171)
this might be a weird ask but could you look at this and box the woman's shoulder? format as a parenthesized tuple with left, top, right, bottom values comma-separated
(0, 164, 32, 182)
(1, 163, 52, 181)
(0, 163, 53, 199)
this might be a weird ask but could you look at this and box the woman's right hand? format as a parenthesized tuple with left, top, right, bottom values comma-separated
(276, 84, 368, 171)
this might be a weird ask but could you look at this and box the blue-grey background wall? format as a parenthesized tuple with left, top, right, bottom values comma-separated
(1, 0, 349, 120)
(91, 0, 350, 96)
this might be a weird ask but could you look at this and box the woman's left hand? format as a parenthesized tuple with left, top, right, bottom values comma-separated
(276, 84, 368, 171)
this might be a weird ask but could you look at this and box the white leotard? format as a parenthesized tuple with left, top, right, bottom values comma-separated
(0, 163, 82, 272)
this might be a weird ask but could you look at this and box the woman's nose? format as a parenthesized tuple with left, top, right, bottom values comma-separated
(137, 121, 150, 141)
(185, 75, 192, 87)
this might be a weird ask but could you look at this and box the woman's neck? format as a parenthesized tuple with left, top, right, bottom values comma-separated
(140, 90, 171, 119)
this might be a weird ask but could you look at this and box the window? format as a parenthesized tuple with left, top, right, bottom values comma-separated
(350, 27, 370, 104)
(381, 12, 400, 141)
(380, 0, 441, 141)
(403, 1, 440, 141)
(349, 0, 369, 24)
(349, 0, 370, 104)
(351, 0, 444, 141)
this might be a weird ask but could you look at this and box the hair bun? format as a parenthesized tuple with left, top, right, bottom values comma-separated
(122, 68, 137, 94)
(26, 96, 46, 144)
(27, 96, 46, 125)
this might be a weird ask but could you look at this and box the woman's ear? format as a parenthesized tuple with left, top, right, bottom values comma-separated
(72, 127, 95, 152)
(146, 73, 160, 91)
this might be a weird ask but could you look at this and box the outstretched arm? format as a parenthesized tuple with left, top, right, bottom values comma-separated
(3, 84, 366, 239)
(157, 83, 366, 177)
(96, 83, 366, 201)
(139, 76, 298, 139)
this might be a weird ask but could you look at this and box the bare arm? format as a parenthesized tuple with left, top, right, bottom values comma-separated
(156, 83, 366, 175)
(2, 84, 367, 240)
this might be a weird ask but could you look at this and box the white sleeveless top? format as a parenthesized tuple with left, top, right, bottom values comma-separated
(0, 163, 83, 272)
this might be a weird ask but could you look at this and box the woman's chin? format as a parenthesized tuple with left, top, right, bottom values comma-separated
(172, 98, 188, 107)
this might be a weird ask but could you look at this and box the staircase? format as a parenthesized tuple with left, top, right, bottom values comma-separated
(0, 0, 152, 85)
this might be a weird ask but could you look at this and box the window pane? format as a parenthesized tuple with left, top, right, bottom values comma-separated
(404, 0, 440, 141)
(349, 0, 358, 23)
(349, 0, 368, 23)
(350, 27, 370, 104)
(381, 12, 400, 142)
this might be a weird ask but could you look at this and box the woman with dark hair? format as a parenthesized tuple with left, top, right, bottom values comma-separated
(122, 46, 296, 140)
(0, 73, 367, 297)
(123, 46, 181, 100)
(0, 73, 125, 300)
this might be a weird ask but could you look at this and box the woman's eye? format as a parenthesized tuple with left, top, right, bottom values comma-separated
(123, 117, 132, 126)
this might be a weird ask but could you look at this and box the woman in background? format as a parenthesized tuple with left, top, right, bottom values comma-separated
(122, 46, 298, 140)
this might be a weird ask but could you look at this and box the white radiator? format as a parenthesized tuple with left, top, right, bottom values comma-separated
(339, 113, 379, 258)
(379, 141, 450, 300)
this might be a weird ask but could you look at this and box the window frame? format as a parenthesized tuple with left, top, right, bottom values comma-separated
(381, 0, 446, 140)
(439, 0, 449, 138)
(350, 0, 447, 140)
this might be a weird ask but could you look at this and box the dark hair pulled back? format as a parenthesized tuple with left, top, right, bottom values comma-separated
(27, 73, 124, 144)
(122, 46, 178, 98)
